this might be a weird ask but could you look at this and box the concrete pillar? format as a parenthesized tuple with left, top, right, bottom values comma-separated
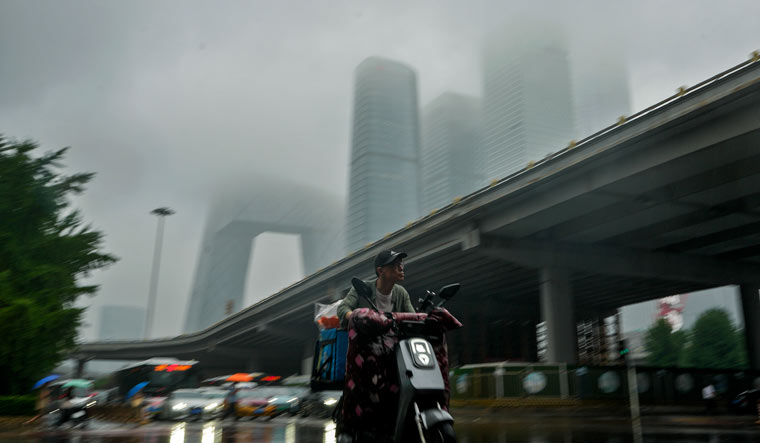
(540, 268, 577, 364)
(463, 305, 473, 364)
(75, 359, 87, 378)
(478, 312, 488, 362)
(302, 341, 314, 376)
(246, 354, 262, 373)
(740, 285, 760, 370)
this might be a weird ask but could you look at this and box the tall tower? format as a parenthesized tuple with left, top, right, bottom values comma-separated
(571, 45, 631, 138)
(482, 20, 576, 180)
(99, 305, 145, 340)
(183, 180, 344, 333)
(420, 93, 485, 213)
(346, 57, 421, 253)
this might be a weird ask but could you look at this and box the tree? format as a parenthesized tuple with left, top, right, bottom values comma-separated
(644, 318, 682, 367)
(684, 308, 745, 369)
(0, 136, 117, 394)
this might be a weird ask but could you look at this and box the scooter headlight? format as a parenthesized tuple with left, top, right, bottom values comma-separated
(323, 398, 338, 406)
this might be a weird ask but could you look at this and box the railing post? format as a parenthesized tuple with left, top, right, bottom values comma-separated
(494, 365, 505, 398)
(559, 363, 569, 399)
(627, 365, 641, 422)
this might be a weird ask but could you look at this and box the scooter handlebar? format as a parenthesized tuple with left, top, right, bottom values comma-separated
(349, 308, 462, 337)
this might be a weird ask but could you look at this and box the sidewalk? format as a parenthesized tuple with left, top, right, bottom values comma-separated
(451, 405, 760, 429)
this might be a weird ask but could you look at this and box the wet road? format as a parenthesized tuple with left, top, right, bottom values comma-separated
(4, 417, 760, 443)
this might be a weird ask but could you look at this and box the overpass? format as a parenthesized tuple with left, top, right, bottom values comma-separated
(74, 57, 760, 376)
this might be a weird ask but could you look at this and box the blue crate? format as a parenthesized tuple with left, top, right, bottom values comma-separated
(311, 328, 348, 389)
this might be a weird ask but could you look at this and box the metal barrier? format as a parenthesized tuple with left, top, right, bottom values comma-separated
(450, 363, 760, 405)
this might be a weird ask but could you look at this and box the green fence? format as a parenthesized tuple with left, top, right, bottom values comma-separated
(450, 363, 760, 405)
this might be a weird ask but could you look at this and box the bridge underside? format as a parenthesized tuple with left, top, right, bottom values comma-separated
(76, 60, 760, 375)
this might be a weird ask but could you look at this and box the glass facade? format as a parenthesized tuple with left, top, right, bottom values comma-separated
(482, 22, 576, 181)
(420, 93, 485, 214)
(99, 305, 145, 340)
(346, 57, 421, 253)
(571, 47, 631, 138)
(183, 184, 344, 333)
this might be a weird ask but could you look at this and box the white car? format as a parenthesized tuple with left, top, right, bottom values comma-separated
(160, 389, 220, 421)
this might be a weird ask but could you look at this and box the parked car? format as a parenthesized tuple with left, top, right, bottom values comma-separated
(159, 389, 215, 421)
(263, 386, 309, 417)
(299, 390, 342, 419)
(200, 389, 228, 419)
(234, 388, 270, 419)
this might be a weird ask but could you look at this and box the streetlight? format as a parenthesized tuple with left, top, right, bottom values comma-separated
(144, 207, 175, 339)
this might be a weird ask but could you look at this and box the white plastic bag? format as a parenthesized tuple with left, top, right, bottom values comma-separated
(314, 300, 342, 329)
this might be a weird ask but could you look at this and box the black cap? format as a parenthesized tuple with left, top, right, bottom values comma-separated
(374, 250, 408, 268)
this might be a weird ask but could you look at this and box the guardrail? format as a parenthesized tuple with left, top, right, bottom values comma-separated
(450, 363, 760, 405)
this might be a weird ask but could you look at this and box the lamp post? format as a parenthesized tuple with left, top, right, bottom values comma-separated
(144, 207, 175, 339)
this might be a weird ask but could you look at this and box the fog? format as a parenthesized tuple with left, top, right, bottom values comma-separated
(1, 0, 757, 341)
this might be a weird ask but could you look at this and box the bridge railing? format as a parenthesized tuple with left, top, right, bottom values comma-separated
(450, 363, 760, 405)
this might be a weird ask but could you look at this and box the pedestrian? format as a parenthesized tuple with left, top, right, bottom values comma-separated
(131, 390, 147, 424)
(55, 387, 75, 427)
(24, 383, 51, 425)
(222, 387, 239, 420)
(337, 249, 415, 328)
(702, 382, 717, 414)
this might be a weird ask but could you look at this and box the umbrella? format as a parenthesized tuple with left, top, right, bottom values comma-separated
(62, 379, 92, 388)
(226, 373, 253, 382)
(234, 382, 256, 389)
(126, 382, 149, 400)
(33, 375, 60, 389)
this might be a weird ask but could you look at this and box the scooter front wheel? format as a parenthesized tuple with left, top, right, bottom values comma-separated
(424, 422, 456, 443)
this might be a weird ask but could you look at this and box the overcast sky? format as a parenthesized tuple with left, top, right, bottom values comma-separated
(1, 0, 758, 341)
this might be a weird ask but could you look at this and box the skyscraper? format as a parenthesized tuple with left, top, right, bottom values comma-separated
(482, 21, 576, 180)
(420, 92, 485, 213)
(99, 305, 145, 340)
(346, 57, 421, 253)
(571, 46, 631, 138)
(183, 180, 344, 333)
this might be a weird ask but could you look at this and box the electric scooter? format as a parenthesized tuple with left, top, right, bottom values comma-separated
(337, 278, 462, 443)
(46, 396, 95, 429)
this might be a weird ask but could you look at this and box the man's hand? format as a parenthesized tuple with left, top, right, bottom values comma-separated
(345, 310, 353, 321)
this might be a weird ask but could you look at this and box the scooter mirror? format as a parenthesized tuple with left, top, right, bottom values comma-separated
(437, 283, 460, 300)
(435, 283, 460, 309)
(351, 277, 379, 312)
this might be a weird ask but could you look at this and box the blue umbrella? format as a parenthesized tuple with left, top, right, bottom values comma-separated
(32, 375, 60, 389)
(126, 381, 149, 400)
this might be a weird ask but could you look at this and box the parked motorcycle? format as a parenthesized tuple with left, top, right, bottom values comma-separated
(337, 277, 462, 443)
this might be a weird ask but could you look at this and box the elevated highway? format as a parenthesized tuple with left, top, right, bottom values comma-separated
(75, 58, 760, 375)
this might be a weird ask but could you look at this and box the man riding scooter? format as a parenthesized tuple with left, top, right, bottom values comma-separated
(335, 250, 461, 442)
(52, 386, 92, 428)
(337, 249, 415, 327)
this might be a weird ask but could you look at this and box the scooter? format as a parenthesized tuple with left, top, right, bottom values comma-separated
(46, 396, 96, 429)
(337, 278, 462, 443)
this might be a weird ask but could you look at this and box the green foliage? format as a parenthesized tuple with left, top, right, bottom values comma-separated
(0, 136, 117, 395)
(644, 308, 749, 369)
(684, 308, 745, 369)
(0, 396, 36, 416)
(644, 318, 681, 367)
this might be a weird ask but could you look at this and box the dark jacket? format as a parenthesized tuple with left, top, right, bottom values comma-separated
(336, 278, 415, 328)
